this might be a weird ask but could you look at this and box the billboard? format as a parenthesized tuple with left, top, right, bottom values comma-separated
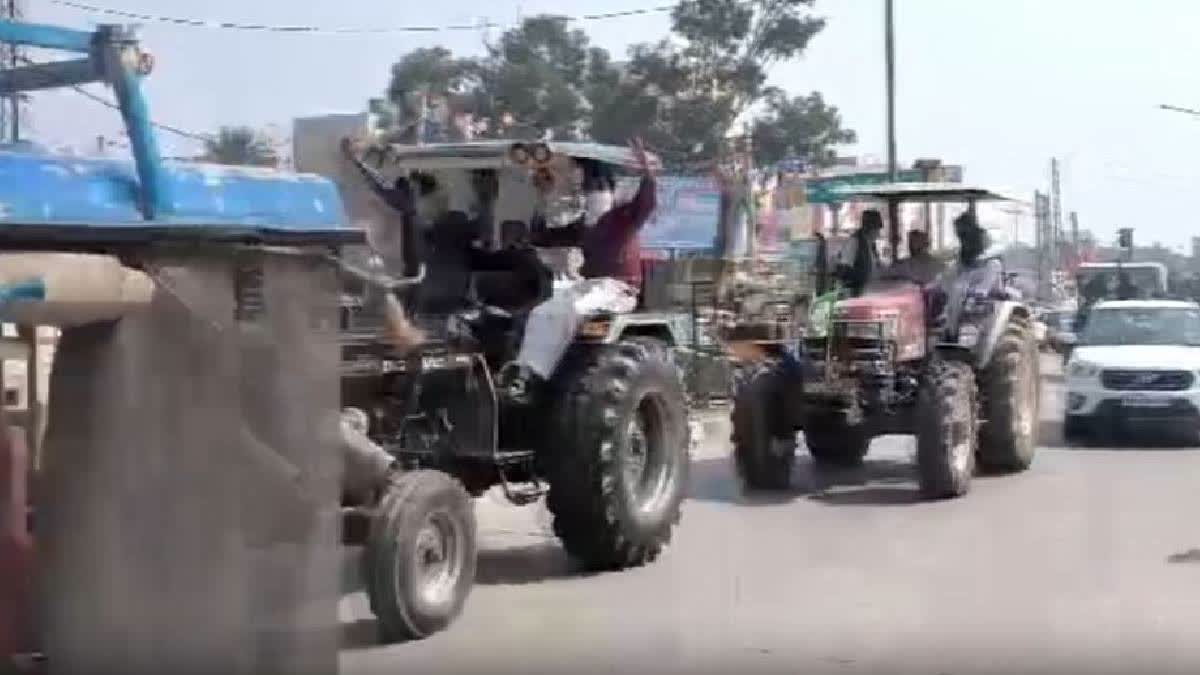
(621, 176, 722, 251)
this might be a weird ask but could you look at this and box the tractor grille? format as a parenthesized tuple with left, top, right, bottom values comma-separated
(1101, 369, 1194, 392)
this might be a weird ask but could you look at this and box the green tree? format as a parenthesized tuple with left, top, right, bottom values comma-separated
(474, 16, 617, 140)
(384, 47, 478, 141)
(751, 90, 856, 168)
(372, 4, 854, 171)
(202, 126, 279, 167)
(598, 0, 831, 169)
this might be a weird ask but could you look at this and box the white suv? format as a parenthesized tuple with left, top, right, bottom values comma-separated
(1064, 299, 1200, 441)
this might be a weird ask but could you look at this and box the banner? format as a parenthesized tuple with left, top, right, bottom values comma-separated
(623, 176, 722, 251)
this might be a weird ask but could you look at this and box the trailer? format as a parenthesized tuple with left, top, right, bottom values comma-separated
(0, 19, 386, 674)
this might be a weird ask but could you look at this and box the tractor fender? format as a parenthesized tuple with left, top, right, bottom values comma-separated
(596, 313, 686, 346)
(975, 301, 1031, 369)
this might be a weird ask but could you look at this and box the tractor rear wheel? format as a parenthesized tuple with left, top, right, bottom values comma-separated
(544, 340, 689, 571)
(978, 320, 1040, 473)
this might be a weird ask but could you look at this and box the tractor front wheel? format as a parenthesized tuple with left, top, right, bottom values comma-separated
(915, 358, 978, 500)
(362, 470, 477, 643)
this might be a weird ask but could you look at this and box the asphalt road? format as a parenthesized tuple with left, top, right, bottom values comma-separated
(341, 354, 1200, 675)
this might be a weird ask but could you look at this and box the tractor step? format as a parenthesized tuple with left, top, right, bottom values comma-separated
(494, 450, 546, 505)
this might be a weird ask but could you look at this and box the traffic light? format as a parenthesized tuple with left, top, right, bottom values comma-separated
(1118, 228, 1134, 249)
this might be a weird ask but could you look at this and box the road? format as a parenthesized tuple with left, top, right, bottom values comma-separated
(341, 355, 1200, 675)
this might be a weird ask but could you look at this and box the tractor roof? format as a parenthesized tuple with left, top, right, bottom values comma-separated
(366, 140, 662, 173)
(833, 182, 1024, 204)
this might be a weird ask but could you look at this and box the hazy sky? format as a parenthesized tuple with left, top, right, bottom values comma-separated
(22, 0, 1200, 248)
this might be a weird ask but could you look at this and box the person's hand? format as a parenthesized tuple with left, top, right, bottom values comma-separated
(629, 137, 656, 178)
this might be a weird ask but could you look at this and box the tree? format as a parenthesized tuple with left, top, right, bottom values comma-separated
(474, 17, 618, 140)
(202, 126, 279, 167)
(384, 47, 478, 141)
(372, 4, 854, 171)
(597, 0, 830, 168)
(751, 90, 856, 168)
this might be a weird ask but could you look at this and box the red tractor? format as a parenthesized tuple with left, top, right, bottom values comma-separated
(731, 184, 1040, 499)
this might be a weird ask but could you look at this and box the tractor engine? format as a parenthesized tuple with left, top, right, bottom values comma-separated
(806, 283, 928, 414)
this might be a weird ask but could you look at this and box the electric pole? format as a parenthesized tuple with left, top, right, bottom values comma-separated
(1069, 211, 1080, 265)
(1, 0, 24, 144)
(884, 0, 900, 261)
(1034, 191, 1051, 301)
(1050, 157, 1062, 276)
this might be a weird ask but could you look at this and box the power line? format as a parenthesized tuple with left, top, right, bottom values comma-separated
(17, 55, 211, 142)
(49, 0, 679, 35)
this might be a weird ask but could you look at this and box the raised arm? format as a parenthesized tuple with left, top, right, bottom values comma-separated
(600, 137, 659, 236)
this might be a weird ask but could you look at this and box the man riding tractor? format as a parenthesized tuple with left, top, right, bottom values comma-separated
(729, 183, 1040, 499)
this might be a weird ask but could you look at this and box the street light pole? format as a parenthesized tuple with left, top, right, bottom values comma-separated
(884, 0, 900, 260)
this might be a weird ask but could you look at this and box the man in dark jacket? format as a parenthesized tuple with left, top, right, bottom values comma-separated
(835, 209, 884, 295)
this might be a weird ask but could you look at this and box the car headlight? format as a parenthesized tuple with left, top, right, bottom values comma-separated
(1067, 361, 1100, 378)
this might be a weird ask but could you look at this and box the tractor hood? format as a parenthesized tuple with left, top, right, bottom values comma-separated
(834, 283, 924, 320)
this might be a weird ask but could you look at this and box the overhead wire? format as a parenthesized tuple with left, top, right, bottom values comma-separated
(16, 54, 212, 142)
(48, 0, 681, 35)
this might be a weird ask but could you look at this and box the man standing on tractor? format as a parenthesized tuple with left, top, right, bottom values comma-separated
(938, 212, 1005, 328)
(499, 138, 658, 398)
(834, 209, 884, 295)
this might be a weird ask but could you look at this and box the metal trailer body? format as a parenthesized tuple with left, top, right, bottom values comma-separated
(0, 19, 364, 673)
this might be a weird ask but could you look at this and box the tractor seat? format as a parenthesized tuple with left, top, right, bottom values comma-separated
(471, 267, 549, 315)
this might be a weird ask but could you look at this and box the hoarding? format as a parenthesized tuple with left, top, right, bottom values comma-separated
(621, 176, 722, 251)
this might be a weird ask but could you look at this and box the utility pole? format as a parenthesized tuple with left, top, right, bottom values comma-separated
(1069, 211, 1080, 266)
(1034, 191, 1051, 301)
(1, 0, 23, 143)
(884, 0, 900, 262)
(1050, 157, 1062, 277)
(414, 89, 428, 146)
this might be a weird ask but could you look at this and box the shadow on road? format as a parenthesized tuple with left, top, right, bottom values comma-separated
(473, 543, 595, 586)
(341, 618, 387, 650)
(689, 452, 921, 507)
(1167, 548, 1200, 564)
(803, 458, 919, 507)
(1040, 420, 1067, 447)
(1044, 419, 1200, 451)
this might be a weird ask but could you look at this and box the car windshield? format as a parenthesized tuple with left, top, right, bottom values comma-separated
(1079, 307, 1200, 346)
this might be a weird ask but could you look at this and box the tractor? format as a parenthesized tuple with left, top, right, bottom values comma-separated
(333, 139, 704, 640)
(731, 183, 1041, 499)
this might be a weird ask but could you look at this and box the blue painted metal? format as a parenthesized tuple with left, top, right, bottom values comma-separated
(0, 152, 348, 232)
(0, 279, 47, 305)
(0, 20, 94, 53)
(0, 19, 356, 241)
(100, 25, 171, 220)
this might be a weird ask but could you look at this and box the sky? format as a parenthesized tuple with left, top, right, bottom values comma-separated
(19, 0, 1200, 249)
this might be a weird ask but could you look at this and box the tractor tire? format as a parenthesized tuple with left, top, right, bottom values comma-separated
(362, 470, 477, 643)
(978, 319, 1040, 473)
(804, 426, 871, 467)
(545, 340, 690, 571)
(915, 358, 978, 500)
(731, 365, 796, 490)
